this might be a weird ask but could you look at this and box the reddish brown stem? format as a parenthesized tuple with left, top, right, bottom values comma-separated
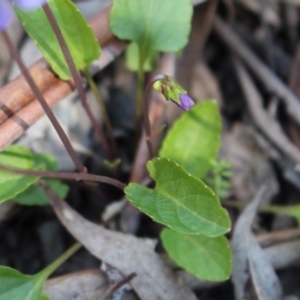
(143, 74, 168, 159)
(0, 164, 126, 190)
(42, 3, 111, 158)
(1, 30, 86, 173)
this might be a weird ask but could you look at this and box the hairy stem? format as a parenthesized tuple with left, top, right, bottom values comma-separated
(1, 30, 86, 173)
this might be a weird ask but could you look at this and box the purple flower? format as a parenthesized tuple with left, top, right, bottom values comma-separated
(172, 93, 194, 111)
(0, 0, 46, 31)
(0, 1, 13, 30)
(14, 0, 47, 10)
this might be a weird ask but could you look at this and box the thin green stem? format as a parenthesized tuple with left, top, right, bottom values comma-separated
(1, 30, 86, 173)
(135, 52, 145, 129)
(222, 199, 298, 216)
(39, 243, 81, 279)
(84, 68, 118, 157)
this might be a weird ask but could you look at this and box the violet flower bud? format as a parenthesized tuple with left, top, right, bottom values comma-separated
(176, 93, 195, 111)
(153, 75, 195, 111)
(0, 0, 46, 31)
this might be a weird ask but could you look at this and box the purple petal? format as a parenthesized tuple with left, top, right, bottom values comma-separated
(177, 93, 195, 111)
(0, 0, 13, 31)
(14, 0, 46, 10)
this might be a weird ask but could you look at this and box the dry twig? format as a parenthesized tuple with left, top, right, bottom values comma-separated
(214, 16, 300, 127)
(233, 58, 300, 163)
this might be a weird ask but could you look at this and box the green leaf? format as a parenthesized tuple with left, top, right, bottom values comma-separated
(0, 244, 80, 300)
(0, 147, 68, 206)
(13, 179, 69, 206)
(161, 229, 232, 281)
(13, 153, 68, 206)
(110, 0, 192, 61)
(32, 153, 58, 171)
(0, 267, 46, 300)
(160, 101, 221, 179)
(0, 146, 38, 204)
(15, 0, 100, 80)
(125, 158, 230, 237)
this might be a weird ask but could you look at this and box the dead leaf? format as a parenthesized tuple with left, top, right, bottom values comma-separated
(44, 183, 198, 300)
(221, 123, 279, 203)
(232, 186, 283, 300)
(44, 269, 109, 300)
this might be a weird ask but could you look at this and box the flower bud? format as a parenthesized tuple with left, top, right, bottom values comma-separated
(153, 76, 194, 111)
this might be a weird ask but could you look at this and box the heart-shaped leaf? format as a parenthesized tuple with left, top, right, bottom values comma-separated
(15, 0, 100, 80)
(161, 228, 232, 281)
(110, 0, 192, 61)
(160, 101, 221, 179)
(125, 158, 230, 237)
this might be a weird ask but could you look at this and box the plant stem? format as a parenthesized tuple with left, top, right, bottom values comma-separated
(222, 199, 297, 216)
(84, 68, 118, 157)
(1, 31, 86, 173)
(0, 163, 126, 190)
(39, 242, 81, 279)
(42, 3, 111, 158)
(143, 74, 168, 159)
(135, 52, 145, 130)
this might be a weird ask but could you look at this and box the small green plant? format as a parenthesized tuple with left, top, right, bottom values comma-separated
(126, 99, 232, 281)
(0, 0, 233, 298)
(110, 0, 193, 124)
(205, 159, 233, 198)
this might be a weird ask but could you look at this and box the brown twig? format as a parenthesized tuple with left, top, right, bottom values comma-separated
(0, 6, 114, 125)
(213, 16, 300, 127)
(256, 228, 300, 247)
(233, 58, 300, 163)
(100, 273, 137, 300)
(0, 7, 126, 151)
(176, 0, 218, 92)
(1, 30, 86, 173)
(0, 41, 126, 151)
